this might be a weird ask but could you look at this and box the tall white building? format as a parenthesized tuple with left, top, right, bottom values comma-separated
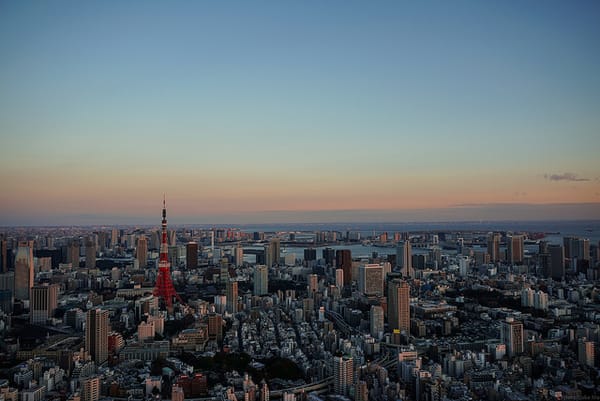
(458, 256, 470, 277)
(333, 355, 354, 396)
(370, 305, 384, 339)
(335, 269, 344, 289)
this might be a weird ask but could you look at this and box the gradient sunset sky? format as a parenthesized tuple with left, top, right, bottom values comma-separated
(1, 1, 599, 225)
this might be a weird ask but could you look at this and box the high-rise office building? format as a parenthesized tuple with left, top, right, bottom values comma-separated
(14, 240, 34, 300)
(111, 228, 118, 247)
(0, 239, 7, 273)
(548, 244, 565, 280)
(565, 237, 591, 262)
(264, 244, 272, 268)
(268, 238, 280, 267)
(358, 264, 384, 296)
(507, 235, 524, 265)
(388, 279, 410, 334)
(254, 265, 268, 296)
(207, 313, 224, 341)
(370, 305, 384, 339)
(30, 284, 58, 324)
(304, 248, 317, 262)
(66, 239, 80, 268)
(578, 338, 595, 367)
(234, 245, 244, 267)
(82, 376, 100, 401)
(501, 317, 523, 357)
(137, 236, 148, 268)
(397, 241, 413, 278)
(85, 309, 109, 364)
(336, 250, 352, 285)
(186, 242, 198, 269)
(333, 355, 354, 396)
(322, 248, 335, 266)
(226, 281, 238, 314)
(85, 238, 96, 269)
(487, 233, 501, 262)
(335, 269, 344, 288)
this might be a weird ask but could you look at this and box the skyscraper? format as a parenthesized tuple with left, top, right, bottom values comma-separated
(254, 265, 268, 296)
(111, 228, 118, 247)
(82, 376, 100, 401)
(66, 239, 80, 268)
(85, 309, 109, 364)
(14, 240, 34, 300)
(207, 313, 224, 341)
(333, 355, 354, 396)
(322, 248, 335, 266)
(397, 241, 413, 278)
(85, 238, 96, 269)
(0, 238, 7, 273)
(269, 238, 280, 267)
(565, 237, 591, 262)
(358, 264, 384, 296)
(578, 338, 595, 367)
(303, 248, 316, 262)
(370, 305, 384, 339)
(501, 317, 523, 357)
(234, 245, 244, 267)
(487, 233, 501, 262)
(336, 250, 352, 285)
(226, 281, 238, 314)
(507, 235, 524, 265)
(388, 279, 410, 334)
(30, 284, 58, 324)
(548, 244, 565, 280)
(137, 236, 148, 268)
(186, 242, 198, 269)
(335, 269, 344, 289)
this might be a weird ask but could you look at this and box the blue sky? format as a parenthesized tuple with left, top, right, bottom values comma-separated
(1, 1, 599, 225)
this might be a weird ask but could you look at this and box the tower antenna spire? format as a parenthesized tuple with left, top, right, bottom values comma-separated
(154, 196, 182, 311)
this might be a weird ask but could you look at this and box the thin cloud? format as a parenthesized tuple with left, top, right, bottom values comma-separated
(544, 172, 590, 182)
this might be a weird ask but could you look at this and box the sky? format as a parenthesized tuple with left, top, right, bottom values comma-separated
(1, 1, 599, 225)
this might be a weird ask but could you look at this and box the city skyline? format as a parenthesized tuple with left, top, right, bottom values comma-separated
(1, 1, 599, 225)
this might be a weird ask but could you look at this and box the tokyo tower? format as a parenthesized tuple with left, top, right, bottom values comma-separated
(153, 197, 183, 310)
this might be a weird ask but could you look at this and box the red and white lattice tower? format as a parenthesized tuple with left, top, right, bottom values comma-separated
(153, 196, 182, 310)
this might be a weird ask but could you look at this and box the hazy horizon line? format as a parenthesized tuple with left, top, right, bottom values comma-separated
(2, 202, 599, 227)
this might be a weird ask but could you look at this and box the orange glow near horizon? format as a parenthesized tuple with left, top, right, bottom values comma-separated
(1, 167, 598, 221)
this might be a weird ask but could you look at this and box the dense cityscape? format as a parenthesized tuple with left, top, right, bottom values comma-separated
(0, 202, 599, 401)
(2, 2, 599, 401)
